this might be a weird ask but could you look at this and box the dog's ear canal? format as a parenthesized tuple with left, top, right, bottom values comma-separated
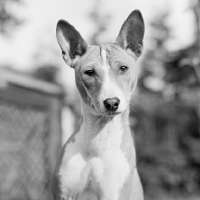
(116, 10, 145, 58)
(56, 20, 88, 67)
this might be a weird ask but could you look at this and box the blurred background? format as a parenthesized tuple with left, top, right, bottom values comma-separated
(0, 0, 199, 199)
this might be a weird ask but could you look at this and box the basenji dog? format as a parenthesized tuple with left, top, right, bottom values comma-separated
(52, 10, 145, 200)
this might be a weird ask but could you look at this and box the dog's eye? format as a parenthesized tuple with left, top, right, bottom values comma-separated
(85, 70, 95, 76)
(120, 66, 128, 73)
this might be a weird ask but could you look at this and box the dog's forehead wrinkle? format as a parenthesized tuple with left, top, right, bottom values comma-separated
(84, 46, 100, 61)
(107, 44, 127, 58)
(75, 45, 101, 67)
(106, 44, 136, 67)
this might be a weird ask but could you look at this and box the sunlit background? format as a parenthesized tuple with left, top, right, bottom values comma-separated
(0, 0, 199, 199)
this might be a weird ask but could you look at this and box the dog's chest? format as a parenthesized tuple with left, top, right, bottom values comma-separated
(59, 150, 130, 200)
(59, 121, 130, 200)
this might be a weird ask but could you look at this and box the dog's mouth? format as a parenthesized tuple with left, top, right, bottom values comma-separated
(102, 111, 122, 117)
(103, 112, 121, 117)
(97, 110, 122, 117)
(91, 103, 122, 117)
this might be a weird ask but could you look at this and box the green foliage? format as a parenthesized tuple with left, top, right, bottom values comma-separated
(88, 0, 111, 44)
(132, 94, 199, 196)
(0, 0, 23, 35)
(33, 65, 59, 84)
(132, 7, 200, 198)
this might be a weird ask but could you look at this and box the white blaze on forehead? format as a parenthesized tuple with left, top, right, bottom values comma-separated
(101, 49, 107, 67)
(99, 48, 127, 112)
(101, 48, 110, 78)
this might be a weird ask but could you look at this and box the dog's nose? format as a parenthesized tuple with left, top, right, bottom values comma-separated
(104, 98, 120, 111)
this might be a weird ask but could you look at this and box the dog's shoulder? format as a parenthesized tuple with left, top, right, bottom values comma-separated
(67, 116, 83, 144)
(52, 116, 84, 199)
(57, 115, 84, 170)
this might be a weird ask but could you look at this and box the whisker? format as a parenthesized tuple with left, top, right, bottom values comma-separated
(130, 107, 137, 112)
(129, 101, 137, 112)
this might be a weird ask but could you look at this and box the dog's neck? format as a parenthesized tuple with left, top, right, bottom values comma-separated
(78, 101, 133, 157)
(82, 101, 129, 131)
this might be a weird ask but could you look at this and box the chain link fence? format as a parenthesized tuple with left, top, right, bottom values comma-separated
(0, 70, 63, 200)
(0, 101, 50, 200)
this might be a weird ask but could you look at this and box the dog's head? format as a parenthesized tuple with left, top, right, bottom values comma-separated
(56, 10, 145, 116)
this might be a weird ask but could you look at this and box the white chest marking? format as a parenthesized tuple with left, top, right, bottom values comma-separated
(59, 153, 89, 198)
(59, 116, 130, 200)
(92, 116, 130, 200)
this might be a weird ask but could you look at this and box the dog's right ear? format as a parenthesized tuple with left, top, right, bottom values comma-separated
(56, 20, 88, 67)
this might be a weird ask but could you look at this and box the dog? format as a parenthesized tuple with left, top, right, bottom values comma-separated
(52, 10, 145, 200)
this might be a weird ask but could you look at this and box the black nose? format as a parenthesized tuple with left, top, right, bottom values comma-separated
(104, 98, 120, 111)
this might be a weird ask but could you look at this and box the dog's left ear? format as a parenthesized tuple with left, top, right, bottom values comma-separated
(56, 20, 88, 67)
(116, 10, 145, 58)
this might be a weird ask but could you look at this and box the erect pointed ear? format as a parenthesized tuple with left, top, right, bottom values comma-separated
(56, 20, 88, 67)
(116, 10, 145, 58)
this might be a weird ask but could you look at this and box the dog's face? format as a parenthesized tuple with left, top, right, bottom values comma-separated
(74, 44, 137, 116)
(56, 10, 145, 116)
